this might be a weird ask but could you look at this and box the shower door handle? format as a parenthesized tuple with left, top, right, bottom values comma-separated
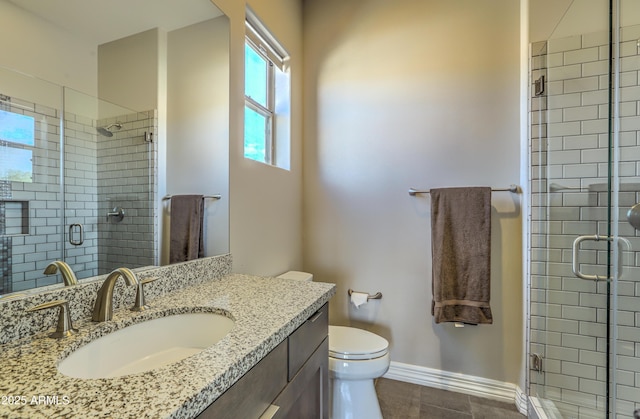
(572, 234, 611, 281)
(572, 234, 631, 281)
(68, 224, 84, 246)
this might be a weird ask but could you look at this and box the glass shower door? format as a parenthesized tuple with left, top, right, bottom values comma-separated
(0, 66, 157, 296)
(529, 0, 613, 417)
(529, 1, 640, 417)
(62, 87, 157, 279)
(611, 0, 640, 416)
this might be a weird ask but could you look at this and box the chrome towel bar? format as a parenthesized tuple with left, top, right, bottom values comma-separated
(408, 184, 519, 196)
(348, 289, 382, 300)
(162, 194, 221, 201)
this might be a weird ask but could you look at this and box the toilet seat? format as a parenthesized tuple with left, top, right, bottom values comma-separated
(329, 325, 389, 360)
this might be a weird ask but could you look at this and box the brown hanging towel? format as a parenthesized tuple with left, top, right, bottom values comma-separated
(430, 187, 493, 325)
(169, 195, 204, 263)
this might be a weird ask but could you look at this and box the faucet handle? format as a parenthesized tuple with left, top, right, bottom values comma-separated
(27, 300, 78, 339)
(131, 277, 158, 312)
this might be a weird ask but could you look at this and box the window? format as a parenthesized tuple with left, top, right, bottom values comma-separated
(244, 12, 290, 168)
(0, 108, 35, 183)
(244, 42, 273, 163)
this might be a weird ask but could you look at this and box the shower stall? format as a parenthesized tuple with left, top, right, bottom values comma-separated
(0, 67, 157, 295)
(528, 1, 640, 418)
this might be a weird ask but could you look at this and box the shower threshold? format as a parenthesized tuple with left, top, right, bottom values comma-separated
(529, 396, 563, 419)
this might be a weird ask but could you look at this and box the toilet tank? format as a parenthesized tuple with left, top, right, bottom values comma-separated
(277, 271, 313, 282)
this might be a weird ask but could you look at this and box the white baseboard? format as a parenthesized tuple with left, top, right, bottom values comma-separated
(383, 361, 528, 416)
(515, 386, 528, 416)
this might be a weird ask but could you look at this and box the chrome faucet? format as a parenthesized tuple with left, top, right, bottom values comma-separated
(43, 261, 78, 286)
(92, 268, 139, 322)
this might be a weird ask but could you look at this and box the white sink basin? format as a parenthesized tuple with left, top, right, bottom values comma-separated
(58, 312, 234, 379)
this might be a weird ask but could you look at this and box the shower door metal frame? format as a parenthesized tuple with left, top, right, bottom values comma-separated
(526, 0, 628, 415)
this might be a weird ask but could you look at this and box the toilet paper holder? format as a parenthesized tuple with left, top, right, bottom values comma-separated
(347, 289, 383, 300)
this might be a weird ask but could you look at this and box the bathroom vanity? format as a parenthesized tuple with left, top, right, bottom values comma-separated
(0, 255, 336, 418)
(199, 303, 329, 419)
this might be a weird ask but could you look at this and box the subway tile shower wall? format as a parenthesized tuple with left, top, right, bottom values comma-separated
(529, 25, 640, 416)
(5, 98, 67, 292)
(63, 112, 100, 282)
(96, 111, 157, 274)
(2, 94, 157, 293)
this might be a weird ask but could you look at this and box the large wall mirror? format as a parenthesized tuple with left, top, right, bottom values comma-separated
(0, 0, 230, 296)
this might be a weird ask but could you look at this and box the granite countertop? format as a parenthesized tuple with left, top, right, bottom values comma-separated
(0, 274, 336, 419)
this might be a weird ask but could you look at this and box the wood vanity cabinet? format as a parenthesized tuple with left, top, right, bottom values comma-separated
(197, 303, 329, 419)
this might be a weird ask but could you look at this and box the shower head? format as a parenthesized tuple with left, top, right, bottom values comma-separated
(96, 123, 122, 137)
(97, 127, 113, 137)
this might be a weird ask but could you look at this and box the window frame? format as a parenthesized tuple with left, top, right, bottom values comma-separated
(243, 11, 289, 167)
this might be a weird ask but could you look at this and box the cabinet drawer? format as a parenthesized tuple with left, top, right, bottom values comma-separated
(288, 303, 328, 381)
(197, 340, 288, 419)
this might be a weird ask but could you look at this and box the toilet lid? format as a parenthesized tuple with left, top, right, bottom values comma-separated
(328, 325, 389, 360)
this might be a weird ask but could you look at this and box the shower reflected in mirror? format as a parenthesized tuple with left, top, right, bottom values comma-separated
(0, 0, 230, 297)
(96, 123, 122, 137)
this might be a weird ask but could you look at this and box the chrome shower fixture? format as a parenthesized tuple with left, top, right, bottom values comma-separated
(96, 123, 123, 137)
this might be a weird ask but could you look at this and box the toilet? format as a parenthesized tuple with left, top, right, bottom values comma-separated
(277, 271, 390, 419)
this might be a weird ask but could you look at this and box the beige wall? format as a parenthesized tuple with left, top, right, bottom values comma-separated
(0, 1, 97, 96)
(303, 0, 524, 386)
(214, 0, 305, 275)
(98, 29, 159, 112)
(0, 1, 96, 106)
(165, 16, 230, 260)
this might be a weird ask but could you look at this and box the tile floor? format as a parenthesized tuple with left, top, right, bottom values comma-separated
(375, 378, 526, 419)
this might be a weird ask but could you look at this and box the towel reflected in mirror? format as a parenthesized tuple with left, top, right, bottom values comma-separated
(169, 195, 205, 263)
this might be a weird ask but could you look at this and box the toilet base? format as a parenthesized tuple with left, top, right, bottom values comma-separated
(329, 377, 383, 419)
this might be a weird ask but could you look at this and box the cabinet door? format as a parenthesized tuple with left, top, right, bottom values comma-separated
(197, 340, 288, 419)
(273, 338, 328, 419)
